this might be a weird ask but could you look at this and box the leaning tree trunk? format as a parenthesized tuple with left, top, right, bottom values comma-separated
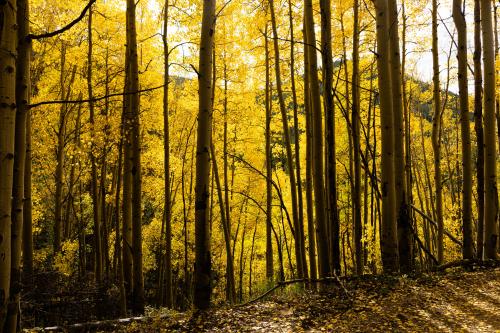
(0, 0, 17, 327)
(193, 0, 216, 310)
(473, 0, 485, 260)
(431, 0, 444, 264)
(222, 54, 237, 302)
(481, 0, 499, 259)
(374, 0, 399, 273)
(452, 0, 474, 260)
(210, 143, 236, 303)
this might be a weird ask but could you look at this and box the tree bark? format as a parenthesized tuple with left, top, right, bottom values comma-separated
(351, 0, 363, 275)
(303, 31, 317, 281)
(162, 0, 173, 308)
(0, 0, 17, 326)
(431, 0, 444, 264)
(264, 24, 274, 283)
(374, 0, 399, 272)
(473, 0, 485, 260)
(6, 0, 29, 329)
(304, 0, 330, 278)
(452, 0, 474, 260)
(194, 0, 216, 309)
(481, 0, 499, 259)
(320, 0, 339, 275)
(126, 0, 145, 313)
(210, 143, 236, 303)
(388, 0, 411, 272)
(87, 7, 103, 282)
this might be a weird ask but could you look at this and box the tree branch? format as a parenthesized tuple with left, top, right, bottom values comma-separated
(28, 0, 97, 40)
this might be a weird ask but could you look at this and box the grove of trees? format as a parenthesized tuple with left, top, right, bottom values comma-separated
(0, 0, 499, 330)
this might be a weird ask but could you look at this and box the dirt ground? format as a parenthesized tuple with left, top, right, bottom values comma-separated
(29, 267, 500, 332)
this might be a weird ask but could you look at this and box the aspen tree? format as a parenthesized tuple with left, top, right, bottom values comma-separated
(304, 0, 330, 278)
(221, 40, 237, 302)
(481, 0, 498, 259)
(374, 0, 399, 272)
(122, 48, 133, 296)
(269, 0, 306, 279)
(473, 0, 485, 260)
(452, 0, 474, 259)
(126, 0, 145, 313)
(0, 0, 17, 326)
(352, 0, 363, 275)
(6, 0, 30, 329)
(54, 45, 67, 254)
(264, 23, 274, 283)
(287, 0, 307, 278)
(388, 0, 411, 271)
(431, 0, 444, 264)
(194, 0, 216, 310)
(320, 0, 339, 274)
(303, 27, 317, 280)
(162, 0, 173, 308)
(87, 6, 103, 282)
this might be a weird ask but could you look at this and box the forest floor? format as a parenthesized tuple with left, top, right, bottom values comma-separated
(30, 267, 500, 332)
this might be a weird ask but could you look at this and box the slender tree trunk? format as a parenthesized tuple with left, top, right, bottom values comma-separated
(481, 0, 499, 259)
(54, 44, 67, 254)
(269, 0, 306, 279)
(221, 55, 237, 302)
(351, 0, 363, 275)
(374, 0, 399, 272)
(473, 0, 485, 260)
(114, 131, 127, 315)
(388, 0, 411, 272)
(288, 0, 307, 279)
(122, 51, 133, 297)
(126, 0, 145, 313)
(303, 26, 317, 281)
(0, 0, 17, 326)
(162, 0, 173, 308)
(210, 143, 236, 303)
(87, 7, 103, 282)
(401, 1, 413, 267)
(431, 0, 444, 264)
(193, 0, 216, 309)
(304, 0, 330, 278)
(6, 0, 29, 329)
(452, 0, 474, 260)
(23, 101, 33, 283)
(319, 0, 339, 275)
(264, 24, 274, 283)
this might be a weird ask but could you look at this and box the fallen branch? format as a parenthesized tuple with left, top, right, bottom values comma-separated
(432, 259, 500, 272)
(238, 275, 352, 308)
(408, 223, 439, 265)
